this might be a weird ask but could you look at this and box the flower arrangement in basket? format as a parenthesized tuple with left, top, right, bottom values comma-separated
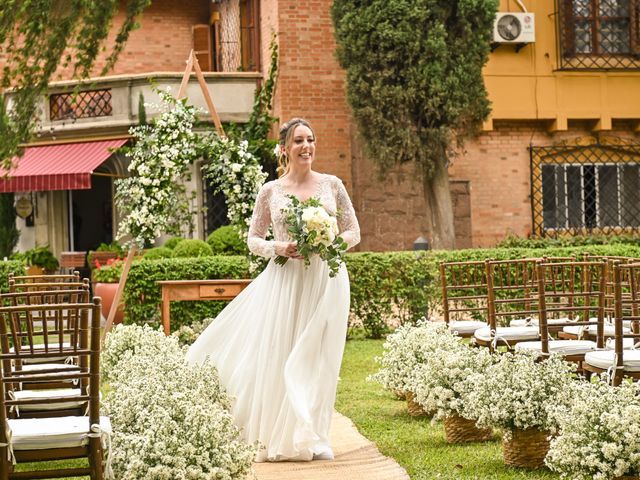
(407, 340, 496, 443)
(546, 377, 640, 480)
(369, 321, 461, 417)
(466, 351, 577, 468)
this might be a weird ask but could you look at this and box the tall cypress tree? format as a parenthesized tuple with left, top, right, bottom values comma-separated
(332, 0, 498, 248)
(0, 193, 19, 258)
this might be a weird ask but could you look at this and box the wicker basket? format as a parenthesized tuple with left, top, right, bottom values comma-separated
(392, 389, 407, 400)
(502, 427, 550, 468)
(406, 392, 429, 417)
(443, 415, 493, 443)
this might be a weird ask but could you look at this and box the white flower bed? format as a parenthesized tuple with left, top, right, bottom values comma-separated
(103, 325, 255, 479)
(409, 342, 495, 421)
(466, 352, 577, 434)
(102, 324, 184, 383)
(546, 378, 640, 480)
(369, 321, 461, 395)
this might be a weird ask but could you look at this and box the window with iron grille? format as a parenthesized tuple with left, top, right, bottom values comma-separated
(49, 89, 113, 121)
(558, 0, 640, 69)
(531, 141, 640, 236)
(197, 0, 260, 72)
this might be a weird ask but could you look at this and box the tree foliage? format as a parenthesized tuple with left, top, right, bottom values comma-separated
(0, 193, 19, 257)
(331, 0, 498, 178)
(0, 0, 151, 170)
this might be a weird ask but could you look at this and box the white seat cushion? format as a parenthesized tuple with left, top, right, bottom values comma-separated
(10, 343, 73, 364)
(448, 320, 486, 335)
(16, 363, 78, 384)
(515, 340, 597, 356)
(19, 363, 77, 374)
(474, 326, 539, 342)
(562, 325, 630, 337)
(508, 318, 535, 327)
(8, 415, 111, 450)
(606, 338, 640, 350)
(509, 317, 571, 327)
(12, 389, 86, 411)
(584, 350, 640, 372)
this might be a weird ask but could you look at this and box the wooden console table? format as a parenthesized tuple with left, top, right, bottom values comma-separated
(158, 279, 252, 335)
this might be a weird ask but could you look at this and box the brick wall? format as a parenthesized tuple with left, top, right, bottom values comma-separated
(354, 120, 640, 251)
(273, 0, 353, 189)
(52, 0, 210, 79)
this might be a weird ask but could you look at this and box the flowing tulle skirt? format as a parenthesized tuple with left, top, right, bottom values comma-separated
(185, 256, 350, 461)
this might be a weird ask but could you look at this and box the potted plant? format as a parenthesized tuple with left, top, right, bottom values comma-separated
(408, 339, 495, 443)
(467, 352, 577, 469)
(14, 245, 60, 274)
(546, 378, 640, 480)
(93, 258, 125, 325)
(88, 241, 125, 268)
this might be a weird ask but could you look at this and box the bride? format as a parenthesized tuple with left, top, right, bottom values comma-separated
(186, 118, 360, 462)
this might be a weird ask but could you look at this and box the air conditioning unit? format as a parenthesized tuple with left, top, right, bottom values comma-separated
(493, 12, 535, 43)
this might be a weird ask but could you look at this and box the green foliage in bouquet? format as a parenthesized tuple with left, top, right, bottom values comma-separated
(275, 195, 348, 277)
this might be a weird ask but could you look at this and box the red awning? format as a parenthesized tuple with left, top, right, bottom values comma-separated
(0, 139, 128, 193)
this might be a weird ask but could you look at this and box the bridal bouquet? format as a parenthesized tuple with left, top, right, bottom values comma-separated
(275, 195, 347, 277)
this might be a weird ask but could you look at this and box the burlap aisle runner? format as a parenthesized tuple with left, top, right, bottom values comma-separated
(249, 411, 410, 480)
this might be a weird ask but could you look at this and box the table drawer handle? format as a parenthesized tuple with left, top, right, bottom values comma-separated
(214, 288, 226, 294)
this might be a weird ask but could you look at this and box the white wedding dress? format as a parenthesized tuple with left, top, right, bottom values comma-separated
(186, 173, 360, 462)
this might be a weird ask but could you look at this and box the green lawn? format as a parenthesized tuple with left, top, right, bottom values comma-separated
(335, 339, 560, 480)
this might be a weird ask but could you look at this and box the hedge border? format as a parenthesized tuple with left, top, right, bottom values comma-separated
(116, 245, 640, 336)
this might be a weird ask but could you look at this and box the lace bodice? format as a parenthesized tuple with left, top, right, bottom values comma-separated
(247, 174, 361, 258)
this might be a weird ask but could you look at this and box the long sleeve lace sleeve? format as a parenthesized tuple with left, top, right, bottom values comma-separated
(247, 183, 276, 258)
(334, 177, 361, 250)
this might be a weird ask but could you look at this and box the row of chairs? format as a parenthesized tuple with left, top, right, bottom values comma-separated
(440, 255, 640, 385)
(0, 272, 109, 479)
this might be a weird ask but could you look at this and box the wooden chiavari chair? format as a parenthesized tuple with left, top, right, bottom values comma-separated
(583, 262, 640, 385)
(0, 299, 110, 479)
(515, 261, 606, 364)
(8, 272, 80, 286)
(0, 286, 92, 417)
(440, 260, 489, 338)
(473, 259, 540, 351)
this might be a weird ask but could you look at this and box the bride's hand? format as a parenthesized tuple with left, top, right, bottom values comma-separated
(275, 241, 303, 259)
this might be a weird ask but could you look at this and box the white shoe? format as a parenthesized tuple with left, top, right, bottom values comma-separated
(312, 448, 334, 460)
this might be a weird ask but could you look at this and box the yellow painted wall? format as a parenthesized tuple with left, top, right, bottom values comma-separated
(484, 0, 640, 130)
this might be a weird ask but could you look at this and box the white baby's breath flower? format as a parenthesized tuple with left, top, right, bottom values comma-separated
(103, 325, 255, 479)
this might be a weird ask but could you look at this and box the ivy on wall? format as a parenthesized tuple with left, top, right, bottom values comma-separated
(0, 0, 151, 169)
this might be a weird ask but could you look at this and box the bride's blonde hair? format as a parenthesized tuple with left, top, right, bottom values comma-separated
(276, 118, 315, 177)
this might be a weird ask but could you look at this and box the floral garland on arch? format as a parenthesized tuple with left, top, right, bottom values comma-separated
(201, 135, 268, 269)
(115, 89, 200, 247)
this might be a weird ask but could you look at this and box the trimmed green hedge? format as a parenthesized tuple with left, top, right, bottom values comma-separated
(119, 244, 640, 337)
(345, 244, 640, 338)
(0, 260, 25, 293)
(498, 234, 640, 249)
